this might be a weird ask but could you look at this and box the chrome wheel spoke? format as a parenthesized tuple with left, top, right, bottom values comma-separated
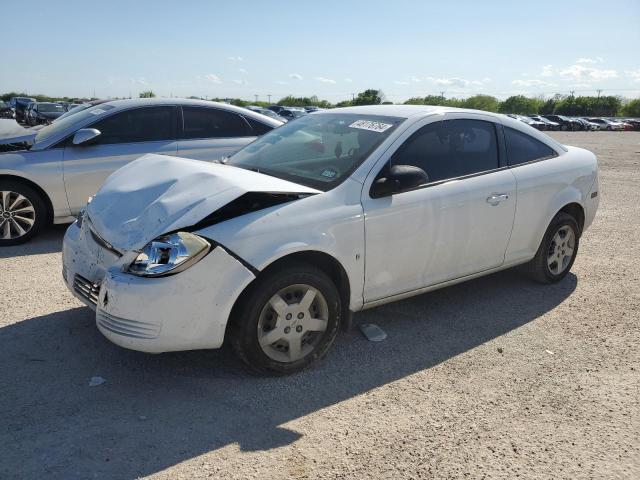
(259, 327, 283, 347)
(11, 205, 35, 215)
(1, 219, 10, 239)
(268, 294, 288, 317)
(304, 317, 328, 332)
(299, 288, 316, 313)
(8, 194, 26, 211)
(10, 219, 26, 236)
(287, 336, 302, 361)
(0, 191, 9, 210)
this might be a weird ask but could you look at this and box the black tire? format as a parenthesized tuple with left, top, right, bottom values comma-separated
(0, 180, 47, 246)
(230, 262, 341, 375)
(523, 212, 580, 284)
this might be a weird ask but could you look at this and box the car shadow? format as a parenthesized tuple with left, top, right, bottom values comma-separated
(0, 269, 577, 479)
(0, 224, 66, 259)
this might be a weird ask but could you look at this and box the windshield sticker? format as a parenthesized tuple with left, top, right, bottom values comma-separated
(349, 120, 393, 133)
(89, 108, 107, 115)
(321, 168, 337, 179)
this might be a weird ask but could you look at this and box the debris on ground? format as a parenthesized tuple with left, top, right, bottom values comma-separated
(88, 376, 106, 387)
(359, 323, 387, 342)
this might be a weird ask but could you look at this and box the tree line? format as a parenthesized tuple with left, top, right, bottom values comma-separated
(3, 89, 639, 117)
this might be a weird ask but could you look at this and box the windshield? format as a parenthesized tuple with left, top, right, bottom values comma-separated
(35, 103, 115, 144)
(226, 113, 404, 191)
(55, 103, 93, 121)
(38, 103, 64, 113)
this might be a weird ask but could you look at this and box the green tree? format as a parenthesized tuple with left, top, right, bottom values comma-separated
(539, 98, 557, 115)
(499, 95, 542, 114)
(623, 98, 640, 117)
(462, 95, 499, 112)
(353, 89, 382, 106)
(139, 90, 156, 98)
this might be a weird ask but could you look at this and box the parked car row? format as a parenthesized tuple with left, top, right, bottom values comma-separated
(509, 113, 640, 131)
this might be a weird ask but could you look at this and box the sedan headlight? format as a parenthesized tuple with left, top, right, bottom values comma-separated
(128, 232, 210, 277)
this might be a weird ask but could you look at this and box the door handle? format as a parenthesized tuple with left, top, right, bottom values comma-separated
(486, 194, 509, 205)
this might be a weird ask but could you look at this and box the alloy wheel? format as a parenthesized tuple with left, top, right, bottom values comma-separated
(257, 283, 329, 363)
(547, 225, 575, 275)
(0, 191, 36, 240)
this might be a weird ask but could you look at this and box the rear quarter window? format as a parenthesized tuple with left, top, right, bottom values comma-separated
(504, 127, 557, 166)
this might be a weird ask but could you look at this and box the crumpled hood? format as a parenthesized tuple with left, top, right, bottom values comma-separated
(87, 154, 321, 251)
(0, 119, 37, 145)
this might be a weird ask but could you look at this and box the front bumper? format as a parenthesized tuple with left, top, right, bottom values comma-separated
(63, 222, 256, 353)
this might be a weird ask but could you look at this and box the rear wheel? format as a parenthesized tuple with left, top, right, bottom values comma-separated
(523, 212, 579, 283)
(230, 262, 341, 375)
(0, 181, 47, 246)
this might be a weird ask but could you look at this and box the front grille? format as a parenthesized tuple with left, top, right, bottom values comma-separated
(97, 310, 160, 339)
(73, 274, 100, 306)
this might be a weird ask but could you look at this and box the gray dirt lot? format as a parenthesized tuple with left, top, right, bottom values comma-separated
(1, 132, 639, 479)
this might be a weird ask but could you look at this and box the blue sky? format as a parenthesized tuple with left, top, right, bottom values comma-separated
(1, 0, 639, 102)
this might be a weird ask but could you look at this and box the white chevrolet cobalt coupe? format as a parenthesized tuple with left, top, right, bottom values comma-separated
(63, 105, 599, 374)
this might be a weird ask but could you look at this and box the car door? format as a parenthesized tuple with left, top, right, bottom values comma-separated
(361, 115, 517, 302)
(62, 106, 178, 213)
(177, 106, 257, 161)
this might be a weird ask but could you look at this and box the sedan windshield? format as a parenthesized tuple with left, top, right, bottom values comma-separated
(226, 113, 404, 190)
(35, 103, 115, 144)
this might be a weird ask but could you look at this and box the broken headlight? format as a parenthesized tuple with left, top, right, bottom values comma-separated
(128, 232, 210, 277)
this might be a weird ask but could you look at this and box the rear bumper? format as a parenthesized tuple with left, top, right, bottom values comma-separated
(63, 222, 257, 353)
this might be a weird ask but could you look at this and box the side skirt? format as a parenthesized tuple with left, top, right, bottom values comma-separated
(360, 258, 532, 311)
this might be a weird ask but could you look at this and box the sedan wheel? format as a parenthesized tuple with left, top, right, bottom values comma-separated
(257, 284, 329, 363)
(231, 263, 341, 374)
(0, 191, 36, 241)
(522, 212, 579, 283)
(0, 181, 46, 246)
(546, 226, 575, 275)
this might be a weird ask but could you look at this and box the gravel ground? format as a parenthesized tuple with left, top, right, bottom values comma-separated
(1, 132, 639, 480)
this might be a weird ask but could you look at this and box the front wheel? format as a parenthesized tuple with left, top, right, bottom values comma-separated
(0, 181, 47, 246)
(523, 212, 579, 283)
(230, 263, 341, 375)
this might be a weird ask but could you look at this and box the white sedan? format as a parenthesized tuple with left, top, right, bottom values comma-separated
(62, 105, 599, 374)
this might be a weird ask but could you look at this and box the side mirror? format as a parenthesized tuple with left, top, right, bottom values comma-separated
(370, 164, 429, 198)
(72, 128, 101, 146)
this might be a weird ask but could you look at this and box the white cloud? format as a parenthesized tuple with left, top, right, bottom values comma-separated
(228, 56, 243, 61)
(410, 76, 421, 83)
(344, 78, 353, 83)
(314, 76, 336, 84)
(289, 73, 303, 80)
(130, 77, 148, 85)
(238, 68, 247, 74)
(576, 57, 604, 64)
(626, 69, 640, 83)
(559, 64, 617, 81)
(233, 79, 248, 85)
(394, 80, 410, 85)
(204, 74, 222, 83)
(540, 65, 554, 77)
(425, 76, 489, 88)
(276, 81, 288, 85)
(512, 79, 554, 87)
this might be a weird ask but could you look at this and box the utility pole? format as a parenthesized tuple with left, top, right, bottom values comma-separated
(267, 94, 271, 103)
(254, 94, 258, 103)
(596, 89, 602, 98)
(440, 91, 445, 99)
(351, 93, 355, 101)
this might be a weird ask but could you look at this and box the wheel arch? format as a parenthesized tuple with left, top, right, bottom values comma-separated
(0, 173, 54, 224)
(227, 249, 354, 338)
(559, 202, 585, 235)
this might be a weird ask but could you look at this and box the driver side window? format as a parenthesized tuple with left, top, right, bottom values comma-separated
(391, 119, 499, 183)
